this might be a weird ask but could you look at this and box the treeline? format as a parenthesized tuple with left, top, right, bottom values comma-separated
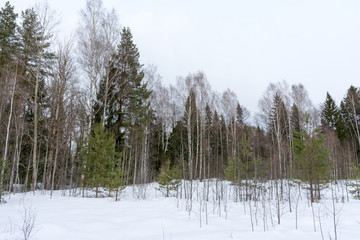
(1, 0, 360, 199)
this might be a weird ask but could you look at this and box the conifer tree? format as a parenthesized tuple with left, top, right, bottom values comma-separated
(0, 1, 18, 69)
(17, 7, 55, 190)
(96, 27, 150, 152)
(292, 128, 330, 202)
(80, 123, 125, 198)
(340, 86, 360, 147)
(157, 160, 181, 197)
(321, 92, 340, 130)
(291, 104, 301, 133)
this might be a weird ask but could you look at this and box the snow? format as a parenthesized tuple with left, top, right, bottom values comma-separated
(1, 181, 360, 240)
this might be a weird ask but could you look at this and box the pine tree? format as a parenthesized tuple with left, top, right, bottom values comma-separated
(16, 7, 54, 190)
(80, 123, 125, 198)
(157, 160, 181, 197)
(292, 128, 330, 202)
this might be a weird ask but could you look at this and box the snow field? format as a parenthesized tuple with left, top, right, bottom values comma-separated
(1, 181, 360, 239)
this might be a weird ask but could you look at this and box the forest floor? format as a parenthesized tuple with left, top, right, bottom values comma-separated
(1, 181, 360, 240)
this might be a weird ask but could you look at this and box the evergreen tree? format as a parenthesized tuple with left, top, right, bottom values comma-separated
(15, 8, 54, 189)
(80, 123, 125, 198)
(292, 128, 330, 202)
(96, 27, 150, 151)
(291, 103, 301, 133)
(157, 160, 181, 197)
(0, 1, 18, 69)
(321, 92, 340, 130)
(167, 120, 186, 177)
(340, 86, 360, 145)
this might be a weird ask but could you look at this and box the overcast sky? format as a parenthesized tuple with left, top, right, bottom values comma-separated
(9, 0, 360, 114)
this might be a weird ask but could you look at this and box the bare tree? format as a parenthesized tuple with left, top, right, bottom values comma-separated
(47, 37, 77, 196)
(77, 0, 106, 134)
(19, 205, 37, 240)
(30, 2, 59, 192)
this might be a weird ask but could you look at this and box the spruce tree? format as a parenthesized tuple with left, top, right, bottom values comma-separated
(291, 103, 301, 133)
(340, 86, 360, 145)
(321, 92, 340, 130)
(0, 1, 18, 69)
(96, 27, 150, 152)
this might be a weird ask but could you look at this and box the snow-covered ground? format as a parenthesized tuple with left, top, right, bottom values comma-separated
(1, 181, 360, 240)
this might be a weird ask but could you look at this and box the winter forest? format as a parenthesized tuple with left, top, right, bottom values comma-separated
(1, 0, 360, 239)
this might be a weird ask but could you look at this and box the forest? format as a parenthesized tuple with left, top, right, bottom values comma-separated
(1, 0, 360, 205)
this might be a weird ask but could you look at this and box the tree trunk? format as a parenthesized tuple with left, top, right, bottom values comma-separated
(1, 66, 17, 195)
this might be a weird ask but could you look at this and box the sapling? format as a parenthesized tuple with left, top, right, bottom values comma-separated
(19, 205, 37, 240)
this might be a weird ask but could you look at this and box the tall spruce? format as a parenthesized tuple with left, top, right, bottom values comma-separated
(341, 86, 360, 147)
(0, 1, 18, 69)
(97, 27, 150, 150)
(321, 92, 340, 130)
(94, 27, 150, 183)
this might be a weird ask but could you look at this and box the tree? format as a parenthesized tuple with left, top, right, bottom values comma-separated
(0, 1, 18, 69)
(321, 92, 340, 130)
(77, 0, 106, 135)
(17, 5, 56, 191)
(270, 94, 289, 179)
(292, 128, 330, 202)
(96, 27, 150, 184)
(80, 123, 125, 198)
(341, 86, 360, 150)
(157, 160, 181, 197)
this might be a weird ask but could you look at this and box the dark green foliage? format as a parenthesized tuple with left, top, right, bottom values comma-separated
(321, 92, 340, 130)
(18, 8, 54, 76)
(349, 184, 360, 199)
(146, 111, 168, 178)
(0, 1, 18, 68)
(17, 7, 53, 124)
(225, 157, 244, 184)
(321, 92, 347, 143)
(348, 165, 360, 200)
(270, 94, 289, 141)
(167, 120, 187, 176)
(292, 128, 330, 202)
(157, 160, 181, 197)
(225, 134, 255, 183)
(80, 123, 126, 198)
(291, 104, 301, 133)
(95, 27, 151, 152)
(339, 86, 360, 144)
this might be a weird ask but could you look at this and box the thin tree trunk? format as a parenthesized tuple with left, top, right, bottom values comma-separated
(187, 99, 193, 181)
(32, 50, 45, 193)
(1, 65, 17, 195)
(14, 119, 24, 191)
(50, 122, 61, 198)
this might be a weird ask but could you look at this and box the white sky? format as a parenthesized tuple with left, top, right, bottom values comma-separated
(8, 0, 360, 114)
